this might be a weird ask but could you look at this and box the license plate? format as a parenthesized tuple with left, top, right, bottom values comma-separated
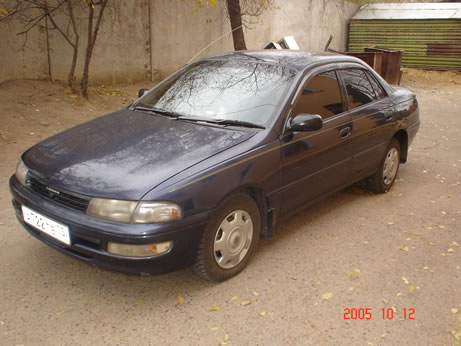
(22, 206, 71, 245)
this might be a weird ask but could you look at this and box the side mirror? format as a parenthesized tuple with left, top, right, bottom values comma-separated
(138, 88, 149, 98)
(288, 114, 323, 132)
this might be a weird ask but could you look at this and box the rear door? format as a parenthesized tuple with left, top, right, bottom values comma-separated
(279, 67, 353, 214)
(337, 66, 396, 179)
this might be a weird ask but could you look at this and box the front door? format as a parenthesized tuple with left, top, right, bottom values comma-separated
(280, 69, 353, 214)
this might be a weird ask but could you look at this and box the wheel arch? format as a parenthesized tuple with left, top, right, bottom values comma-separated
(219, 186, 274, 240)
(394, 130, 408, 163)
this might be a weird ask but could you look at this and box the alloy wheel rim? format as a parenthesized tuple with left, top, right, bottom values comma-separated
(213, 210, 253, 269)
(383, 147, 399, 185)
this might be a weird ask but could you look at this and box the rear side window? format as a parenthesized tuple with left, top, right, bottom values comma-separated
(365, 71, 387, 99)
(340, 69, 378, 110)
(292, 70, 344, 120)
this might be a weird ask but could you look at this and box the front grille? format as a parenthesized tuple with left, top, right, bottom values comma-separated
(29, 177, 90, 212)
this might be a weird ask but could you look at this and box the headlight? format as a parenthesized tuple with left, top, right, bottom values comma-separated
(86, 198, 182, 224)
(15, 159, 29, 185)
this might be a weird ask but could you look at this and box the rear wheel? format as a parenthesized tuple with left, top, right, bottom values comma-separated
(366, 138, 401, 193)
(193, 193, 260, 282)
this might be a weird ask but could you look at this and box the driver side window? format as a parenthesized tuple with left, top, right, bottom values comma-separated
(292, 70, 344, 120)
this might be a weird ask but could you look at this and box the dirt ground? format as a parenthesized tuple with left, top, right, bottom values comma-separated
(0, 69, 460, 345)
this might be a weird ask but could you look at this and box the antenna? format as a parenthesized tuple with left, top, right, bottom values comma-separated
(187, 24, 243, 64)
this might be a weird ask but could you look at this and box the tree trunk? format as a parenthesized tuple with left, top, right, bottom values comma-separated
(226, 0, 246, 51)
(80, 2, 94, 98)
(81, 0, 108, 98)
(67, 0, 78, 91)
(68, 35, 78, 91)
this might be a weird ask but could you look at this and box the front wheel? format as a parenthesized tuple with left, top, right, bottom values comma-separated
(193, 193, 260, 282)
(366, 138, 401, 193)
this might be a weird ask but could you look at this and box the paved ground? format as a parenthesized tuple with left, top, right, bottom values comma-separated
(0, 70, 460, 345)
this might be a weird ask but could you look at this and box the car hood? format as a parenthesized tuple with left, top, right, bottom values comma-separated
(23, 108, 255, 199)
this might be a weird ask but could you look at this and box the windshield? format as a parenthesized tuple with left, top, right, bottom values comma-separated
(136, 60, 297, 126)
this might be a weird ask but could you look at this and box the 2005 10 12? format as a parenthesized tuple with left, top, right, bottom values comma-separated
(344, 308, 415, 320)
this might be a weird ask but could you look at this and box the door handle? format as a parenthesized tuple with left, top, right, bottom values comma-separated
(339, 127, 351, 139)
(385, 114, 393, 121)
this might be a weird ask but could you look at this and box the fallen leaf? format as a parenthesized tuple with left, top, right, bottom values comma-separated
(441, 211, 447, 215)
(33, 272, 41, 277)
(408, 285, 415, 293)
(381, 333, 387, 338)
(387, 221, 394, 225)
(453, 241, 460, 247)
(176, 296, 184, 304)
(240, 300, 251, 306)
(361, 240, 368, 245)
(259, 311, 266, 317)
(208, 307, 220, 311)
(452, 308, 459, 314)
(429, 242, 435, 246)
(402, 277, 409, 284)
(224, 334, 229, 341)
(322, 292, 333, 300)
(423, 266, 429, 270)
(229, 296, 238, 302)
(210, 327, 219, 331)
(448, 248, 455, 253)
(348, 269, 361, 277)
(82, 298, 89, 306)
(396, 292, 403, 297)
(253, 291, 260, 297)
(399, 246, 409, 252)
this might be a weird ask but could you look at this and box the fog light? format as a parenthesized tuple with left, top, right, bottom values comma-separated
(107, 241, 172, 257)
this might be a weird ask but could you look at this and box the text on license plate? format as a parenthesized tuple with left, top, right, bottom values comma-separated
(22, 206, 71, 245)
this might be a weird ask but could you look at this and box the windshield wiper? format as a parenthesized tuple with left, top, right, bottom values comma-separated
(178, 117, 265, 129)
(134, 106, 182, 118)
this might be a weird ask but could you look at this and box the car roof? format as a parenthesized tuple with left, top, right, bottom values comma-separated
(201, 50, 364, 72)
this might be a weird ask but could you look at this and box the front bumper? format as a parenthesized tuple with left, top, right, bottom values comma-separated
(9, 176, 210, 275)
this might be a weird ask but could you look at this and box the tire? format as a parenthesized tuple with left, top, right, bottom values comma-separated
(366, 138, 401, 193)
(193, 193, 261, 282)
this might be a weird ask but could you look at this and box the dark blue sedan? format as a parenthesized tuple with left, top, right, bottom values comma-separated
(10, 51, 420, 281)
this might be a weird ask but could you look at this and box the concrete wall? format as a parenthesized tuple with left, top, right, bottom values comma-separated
(0, 0, 358, 84)
(0, 10, 48, 81)
(47, 0, 151, 84)
(151, 0, 358, 80)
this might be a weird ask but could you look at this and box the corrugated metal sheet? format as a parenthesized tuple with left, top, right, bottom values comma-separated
(349, 19, 461, 70)
(353, 3, 461, 20)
